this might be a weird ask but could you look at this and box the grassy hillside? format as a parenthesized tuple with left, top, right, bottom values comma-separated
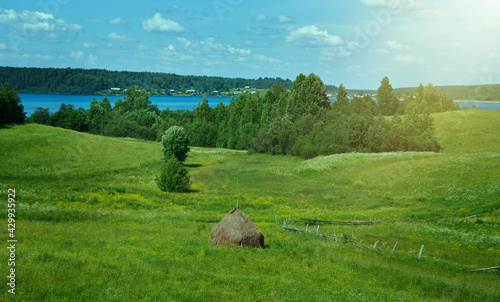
(1, 110, 499, 301)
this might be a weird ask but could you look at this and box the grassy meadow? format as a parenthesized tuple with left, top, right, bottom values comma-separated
(1, 109, 499, 301)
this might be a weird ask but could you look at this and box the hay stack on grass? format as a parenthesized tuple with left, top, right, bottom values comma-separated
(210, 208, 264, 248)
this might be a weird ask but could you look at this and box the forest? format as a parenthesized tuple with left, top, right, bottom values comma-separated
(23, 73, 460, 158)
(394, 83, 500, 102)
(0, 66, 292, 95)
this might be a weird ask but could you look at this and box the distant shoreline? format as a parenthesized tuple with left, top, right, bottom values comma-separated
(453, 100, 500, 103)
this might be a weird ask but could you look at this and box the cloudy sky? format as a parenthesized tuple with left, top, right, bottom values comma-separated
(1, 0, 499, 89)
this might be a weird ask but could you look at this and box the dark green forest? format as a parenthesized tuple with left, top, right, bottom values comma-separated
(22, 74, 461, 158)
(0, 66, 292, 95)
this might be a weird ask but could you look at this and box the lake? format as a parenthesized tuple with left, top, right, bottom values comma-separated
(18, 93, 234, 115)
(18, 93, 500, 115)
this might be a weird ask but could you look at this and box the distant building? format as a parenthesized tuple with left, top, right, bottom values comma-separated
(185, 89, 195, 94)
(244, 86, 251, 89)
(169, 89, 177, 93)
(110, 87, 121, 91)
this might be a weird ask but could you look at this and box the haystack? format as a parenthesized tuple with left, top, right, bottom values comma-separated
(210, 208, 264, 248)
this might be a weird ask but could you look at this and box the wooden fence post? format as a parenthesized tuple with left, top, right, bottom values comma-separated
(392, 241, 398, 252)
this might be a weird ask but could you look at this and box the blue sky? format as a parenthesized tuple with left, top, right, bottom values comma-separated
(1, 0, 499, 89)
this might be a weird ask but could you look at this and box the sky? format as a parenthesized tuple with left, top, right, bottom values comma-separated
(0, 0, 499, 89)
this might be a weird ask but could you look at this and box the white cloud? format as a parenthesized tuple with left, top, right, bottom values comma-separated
(199, 37, 226, 52)
(154, 36, 289, 70)
(138, 44, 148, 50)
(286, 25, 343, 46)
(108, 32, 134, 42)
(488, 52, 499, 60)
(359, 0, 423, 10)
(87, 54, 98, 65)
(158, 46, 193, 61)
(109, 17, 126, 25)
(254, 14, 291, 23)
(346, 65, 362, 72)
(228, 45, 251, 55)
(142, 13, 185, 32)
(254, 14, 270, 21)
(253, 54, 286, 66)
(177, 37, 191, 48)
(83, 42, 95, 49)
(386, 40, 411, 51)
(70, 50, 85, 60)
(21, 53, 53, 60)
(394, 54, 425, 64)
(371, 48, 390, 54)
(277, 15, 291, 23)
(0, 43, 7, 50)
(413, 9, 453, 20)
(0, 8, 82, 32)
(172, 5, 187, 12)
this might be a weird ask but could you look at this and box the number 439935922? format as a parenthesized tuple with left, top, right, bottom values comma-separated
(8, 189, 15, 238)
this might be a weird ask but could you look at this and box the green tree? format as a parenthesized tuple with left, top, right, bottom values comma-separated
(162, 126, 190, 162)
(0, 83, 25, 125)
(124, 85, 152, 112)
(28, 107, 50, 125)
(157, 156, 190, 192)
(193, 97, 212, 121)
(287, 73, 330, 119)
(87, 97, 112, 134)
(377, 77, 398, 115)
(251, 114, 296, 155)
(332, 84, 349, 113)
(49, 104, 89, 132)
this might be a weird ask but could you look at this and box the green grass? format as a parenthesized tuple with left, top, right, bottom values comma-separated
(0, 110, 499, 301)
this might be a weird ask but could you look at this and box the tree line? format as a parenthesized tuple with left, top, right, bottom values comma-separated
(23, 74, 461, 158)
(394, 83, 500, 102)
(0, 66, 292, 95)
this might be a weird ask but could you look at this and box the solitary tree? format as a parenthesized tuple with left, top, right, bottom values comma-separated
(157, 155, 190, 193)
(0, 83, 25, 125)
(161, 126, 190, 162)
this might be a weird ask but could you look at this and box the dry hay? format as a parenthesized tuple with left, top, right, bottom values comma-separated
(210, 208, 264, 248)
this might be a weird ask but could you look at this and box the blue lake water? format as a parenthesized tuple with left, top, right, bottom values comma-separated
(18, 93, 500, 115)
(18, 93, 233, 115)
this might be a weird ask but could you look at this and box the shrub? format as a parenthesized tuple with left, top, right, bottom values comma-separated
(157, 156, 190, 193)
(162, 126, 190, 162)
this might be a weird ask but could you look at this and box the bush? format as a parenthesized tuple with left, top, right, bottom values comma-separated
(157, 156, 190, 193)
(162, 126, 190, 162)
